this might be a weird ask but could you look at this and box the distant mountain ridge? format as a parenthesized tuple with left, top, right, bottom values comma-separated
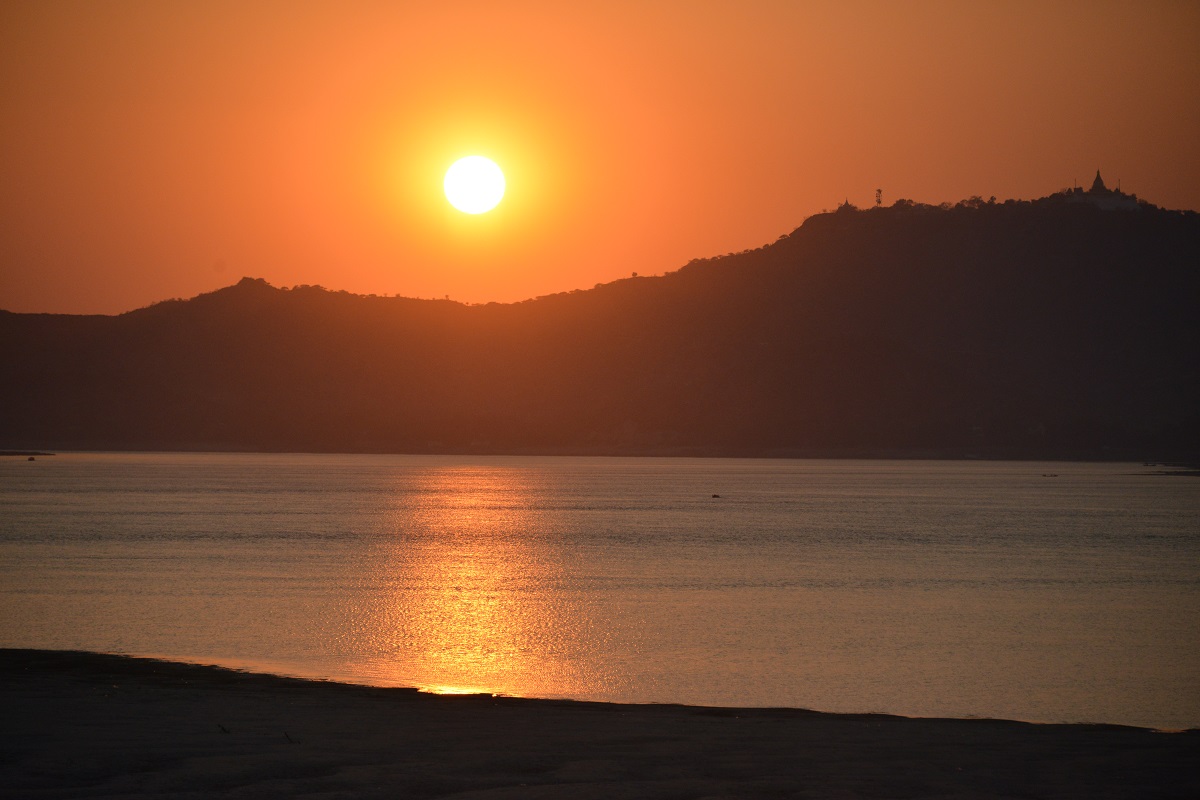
(2, 187, 1197, 459)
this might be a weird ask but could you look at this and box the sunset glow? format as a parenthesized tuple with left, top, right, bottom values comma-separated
(3, 4, 1198, 793)
(0, 1, 1197, 313)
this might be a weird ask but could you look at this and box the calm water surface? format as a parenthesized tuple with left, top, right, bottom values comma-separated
(1, 453, 1197, 728)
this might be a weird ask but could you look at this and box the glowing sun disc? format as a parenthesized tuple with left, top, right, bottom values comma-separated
(444, 156, 505, 214)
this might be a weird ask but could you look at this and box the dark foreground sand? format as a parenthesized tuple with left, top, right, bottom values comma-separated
(2, 650, 1196, 799)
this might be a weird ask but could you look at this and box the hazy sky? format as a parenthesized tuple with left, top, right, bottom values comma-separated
(3, 0, 1198, 314)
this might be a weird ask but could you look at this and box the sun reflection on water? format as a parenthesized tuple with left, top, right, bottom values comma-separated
(419, 685, 495, 696)
(341, 465, 615, 698)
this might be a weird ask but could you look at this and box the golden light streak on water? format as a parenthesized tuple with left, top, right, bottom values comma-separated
(342, 465, 616, 699)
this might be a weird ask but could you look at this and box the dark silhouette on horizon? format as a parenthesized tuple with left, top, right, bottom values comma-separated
(2, 186, 1196, 460)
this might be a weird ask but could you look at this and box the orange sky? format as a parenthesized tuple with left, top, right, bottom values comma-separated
(2, 0, 1198, 314)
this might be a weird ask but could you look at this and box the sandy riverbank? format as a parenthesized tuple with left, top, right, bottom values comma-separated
(2, 649, 1196, 799)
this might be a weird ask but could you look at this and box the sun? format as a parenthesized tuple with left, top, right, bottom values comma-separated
(443, 156, 505, 214)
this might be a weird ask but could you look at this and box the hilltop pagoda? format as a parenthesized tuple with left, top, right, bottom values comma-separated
(1059, 169, 1141, 210)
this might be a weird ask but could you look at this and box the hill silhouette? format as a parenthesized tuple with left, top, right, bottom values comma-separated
(2, 187, 1197, 459)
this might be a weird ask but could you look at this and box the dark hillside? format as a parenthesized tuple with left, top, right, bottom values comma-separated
(2, 191, 1197, 459)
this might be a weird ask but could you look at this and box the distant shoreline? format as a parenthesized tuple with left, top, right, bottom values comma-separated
(2, 648, 1197, 798)
(4, 445, 1196, 466)
(5, 199, 1197, 467)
